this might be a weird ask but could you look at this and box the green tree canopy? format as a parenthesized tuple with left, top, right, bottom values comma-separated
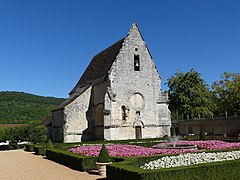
(0, 91, 66, 124)
(212, 72, 240, 116)
(167, 69, 215, 120)
(0, 125, 47, 143)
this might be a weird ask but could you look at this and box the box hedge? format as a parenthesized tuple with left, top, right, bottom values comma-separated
(25, 144, 35, 152)
(107, 155, 240, 180)
(46, 148, 125, 171)
(0, 145, 9, 151)
(46, 148, 98, 171)
(33, 145, 46, 156)
(97, 144, 111, 163)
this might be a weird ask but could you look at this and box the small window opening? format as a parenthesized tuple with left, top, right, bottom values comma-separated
(122, 106, 127, 121)
(136, 111, 140, 116)
(134, 55, 140, 71)
(135, 47, 138, 51)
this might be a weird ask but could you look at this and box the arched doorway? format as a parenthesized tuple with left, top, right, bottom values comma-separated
(135, 126, 142, 139)
(134, 111, 144, 139)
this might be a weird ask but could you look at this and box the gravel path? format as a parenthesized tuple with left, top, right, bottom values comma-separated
(0, 149, 104, 180)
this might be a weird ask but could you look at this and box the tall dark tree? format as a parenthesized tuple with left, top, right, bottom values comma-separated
(167, 69, 215, 120)
(212, 72, 240, 116)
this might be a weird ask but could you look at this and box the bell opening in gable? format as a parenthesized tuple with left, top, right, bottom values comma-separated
(134, 55, 140, 71)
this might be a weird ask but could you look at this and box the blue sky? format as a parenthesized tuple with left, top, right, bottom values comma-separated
(0, 0, 239, 98)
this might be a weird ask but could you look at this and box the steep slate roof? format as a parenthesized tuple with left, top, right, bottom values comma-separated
(42, 115, 52, 126)
(69, 37, 125, 95)
(54, 84, 91, 111)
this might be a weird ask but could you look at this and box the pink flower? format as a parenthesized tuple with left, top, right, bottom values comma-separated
(156, 140, 240, 150)
(69, 140, 240, 157)
(69, 144, 198, 157)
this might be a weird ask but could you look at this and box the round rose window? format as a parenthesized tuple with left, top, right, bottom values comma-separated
(130, 93, 145, 110)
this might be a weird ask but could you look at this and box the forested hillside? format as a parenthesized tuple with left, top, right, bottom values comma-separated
(0, 91, 66, 124)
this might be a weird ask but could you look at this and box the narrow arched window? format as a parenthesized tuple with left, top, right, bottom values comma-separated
(122, 106, 126, 121)
(134, 55, 140, 71)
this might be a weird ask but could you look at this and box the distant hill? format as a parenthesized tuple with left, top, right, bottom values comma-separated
(0, 91, 66, 124)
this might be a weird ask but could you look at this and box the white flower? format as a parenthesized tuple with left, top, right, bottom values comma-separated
(140, 150, 240, 169)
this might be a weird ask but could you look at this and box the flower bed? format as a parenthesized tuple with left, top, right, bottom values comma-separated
(155, 140, 240, 150)
(140, 150, 240, 169)
(69, 144, 198, 157)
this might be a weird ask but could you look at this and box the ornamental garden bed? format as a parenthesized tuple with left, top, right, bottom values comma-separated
(107, 155, 240, 180)
(29, 139, 240, 179)
(67, 140, 240, 179)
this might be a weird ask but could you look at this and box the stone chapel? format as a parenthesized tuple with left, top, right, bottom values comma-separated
(51, 23, 171, 143)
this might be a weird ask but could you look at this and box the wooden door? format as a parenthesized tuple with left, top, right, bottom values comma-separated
(135, 126, 142, 139)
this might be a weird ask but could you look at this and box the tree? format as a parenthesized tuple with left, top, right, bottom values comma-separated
(212, 72, 240, 116)
(29, 125, 47, 143)
(0, 91, 65, 124)
(167, 69, 215, 120)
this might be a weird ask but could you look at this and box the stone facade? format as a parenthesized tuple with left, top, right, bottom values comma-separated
(51, 23, 171, 142)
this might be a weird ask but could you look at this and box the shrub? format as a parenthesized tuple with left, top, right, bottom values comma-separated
(34, 145, 46, 156)
(46, 148, 123, 171)
(200, 129, 206, 140)
(0, 145, 9, 151)
(46, 149, 98, 171)
(170, 127, 176, 136)
(29, 125, 47, 143)
(97, 144, 111, 163)
(46, 139, 53, 149)
(9, 140, 19, 149)
(25, 144, 35, 152)
(107, 155, 240, 180)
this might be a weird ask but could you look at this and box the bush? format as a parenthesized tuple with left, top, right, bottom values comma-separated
(0, 125, 48, 145)
(97, 144, 111, 163)
(200, 129, 206, 140)
(107, 156, 240, 180)
(55, 138, 167, 151)
(170, 127, 176, 136)
(25, 144, 35, 152)
(0, 145, 9, 151)
(34, 145, 46, 156)
(9, 140, 19, 149)
(29, 126, 47, 143)
(46, 139, 53, 149)
(46, 149, 98, 171)
(46, 148, 123, 171)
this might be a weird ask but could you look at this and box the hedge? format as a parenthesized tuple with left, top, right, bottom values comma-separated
(34, 145, 46, 156)
(46, 148, 98, 171)
(46, 148, 125, 171)
(107, 155, 240, 180)
(0, 145, 9, 151)
(54, 138, 167, 151)
(25, 144, 36, 152)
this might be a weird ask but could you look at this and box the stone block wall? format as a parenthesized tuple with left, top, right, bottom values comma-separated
(105, 23, 171, 140)
(52, 109, 64, 142)
(63, 86, 93, 142)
